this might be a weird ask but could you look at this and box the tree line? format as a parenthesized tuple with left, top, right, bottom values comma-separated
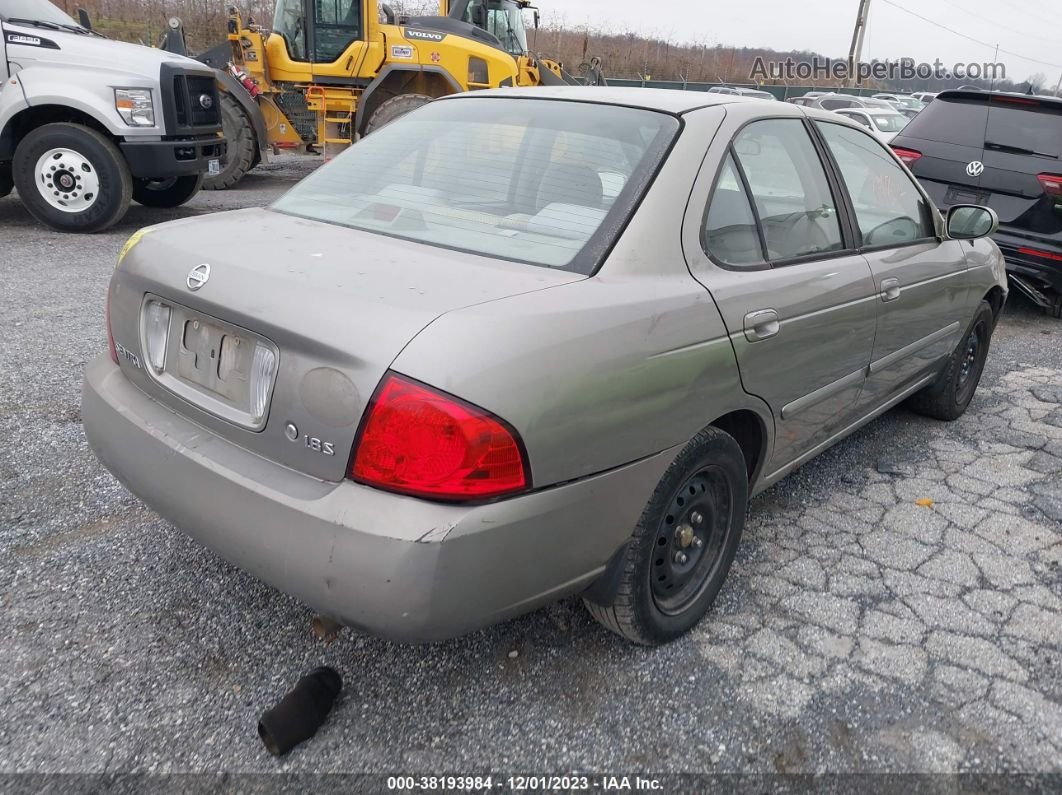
(50, 0, 1046, 95)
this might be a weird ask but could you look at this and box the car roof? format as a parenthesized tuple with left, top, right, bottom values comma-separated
(443, 86, 774, 114)
(935, 88, 1062, 109)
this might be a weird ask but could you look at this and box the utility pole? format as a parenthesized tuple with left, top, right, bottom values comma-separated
(846, 0, 872, 88)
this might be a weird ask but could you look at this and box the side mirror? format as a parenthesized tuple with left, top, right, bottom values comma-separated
(77, 8, 92, 29)
(947, 205, 998, 240)
(534, 9, 540, 29)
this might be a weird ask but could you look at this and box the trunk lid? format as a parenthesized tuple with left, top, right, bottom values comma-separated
(109, 208, 584, 481)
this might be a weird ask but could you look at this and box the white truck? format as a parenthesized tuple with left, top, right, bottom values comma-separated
(0, 0, 224, 232)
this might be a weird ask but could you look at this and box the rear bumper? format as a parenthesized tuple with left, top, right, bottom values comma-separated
(81, 356, 672, 642)
(994, 232, 1062, 294)
(120, 136, 226, 179)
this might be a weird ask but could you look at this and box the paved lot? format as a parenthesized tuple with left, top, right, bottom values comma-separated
(1, 160, 1060, 776)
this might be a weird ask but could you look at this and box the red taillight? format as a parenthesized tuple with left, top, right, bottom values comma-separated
(1018, 246, 1062, 262)
(351, 373, 529, 501)
(105, 288, 118, 364)
(1038, 173, 1062, 198)
(890, 146, 922, 166)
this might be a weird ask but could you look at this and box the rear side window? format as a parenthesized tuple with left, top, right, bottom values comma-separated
(703, 153, 765, 267)
(818, 122, 935, 247)
(731, 119, 844, 260)
(272, 98, 678, 273)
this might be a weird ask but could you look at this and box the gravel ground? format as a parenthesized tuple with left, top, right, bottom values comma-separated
(1, 158, 1060, 780)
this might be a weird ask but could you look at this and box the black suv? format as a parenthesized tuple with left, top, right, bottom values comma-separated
(889, 89, 1062, 317)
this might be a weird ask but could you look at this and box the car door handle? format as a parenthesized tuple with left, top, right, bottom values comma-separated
(880, 278, 901, 302)
(744, 309, 780, 342)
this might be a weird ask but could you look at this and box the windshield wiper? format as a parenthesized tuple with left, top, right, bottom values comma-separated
(6, 17, 63, 30)
(984, 140, 1058, 159)
(6, 17, 95, 35)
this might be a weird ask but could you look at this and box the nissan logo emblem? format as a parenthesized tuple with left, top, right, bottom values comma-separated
(966, 160, 985, 178)
(186, 263, 211, 290)
(198, 93, 214, 110)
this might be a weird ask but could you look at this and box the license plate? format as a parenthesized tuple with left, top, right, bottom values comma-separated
(945, 186, 988, 205)
(207, 158, 220, 176)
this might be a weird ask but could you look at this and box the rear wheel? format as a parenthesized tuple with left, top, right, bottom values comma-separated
(12, 122, 131, 233)
(906, 301, 994, 421)
(584, 427, 748, 645)
(1049, 291, 1062, 320)
(132, 174, 202, 207)
(202, 93, 256, 190)
(365, 93, 433, 135)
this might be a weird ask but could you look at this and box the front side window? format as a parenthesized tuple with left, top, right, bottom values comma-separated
(272, 98, 678, 272)
(313, 0, 360, 62)
(731, 119, 844, 260)
(462, 0, 528, 55)
(273, 0, 308, 60)
(703, 153, 765, 267)
(818, 122, 935, 247)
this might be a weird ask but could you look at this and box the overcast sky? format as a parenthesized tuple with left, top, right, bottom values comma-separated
(535, 0, 1062, 84)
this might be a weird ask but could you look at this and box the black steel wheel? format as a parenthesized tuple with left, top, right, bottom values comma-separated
(906, 300, 995, 421)
(584, 426, 749, 645)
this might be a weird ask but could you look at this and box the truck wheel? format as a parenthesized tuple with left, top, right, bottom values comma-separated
(202, 93, 256, 190)
(12, 122, 132, 233)
(0, 163, 12, 198)
(365, 94, 433, 134)
(583, 427, 748, 645)
(132, 175, 202, 208)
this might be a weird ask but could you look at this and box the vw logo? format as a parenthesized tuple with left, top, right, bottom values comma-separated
(186, 263, 211, 291)
(966, 160, 985, 177)
(198, 94, 214, 110)
(284, 422, 299, 441)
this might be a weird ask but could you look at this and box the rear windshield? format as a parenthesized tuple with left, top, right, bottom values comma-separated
(904, 95, 1062, 156)
(272, 98, 678, 273)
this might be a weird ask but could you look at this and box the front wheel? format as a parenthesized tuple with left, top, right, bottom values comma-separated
(12, 122, 132, 233)
(584, 427, 748, 645)
(906, 301, 995, 421)
(365, 93, 433, 135)
(132, 174, 202, 208)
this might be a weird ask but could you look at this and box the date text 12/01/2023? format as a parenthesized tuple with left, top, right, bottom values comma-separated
(385, 776, 664, 791)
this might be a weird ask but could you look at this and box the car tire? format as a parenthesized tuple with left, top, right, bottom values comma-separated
(12, 122, 132, 233)
(202, 93, 255, 191)
(584, 426, 748, 645)
(906, 301, 995, 421)
(132, 174, 203, 208)
(365, 94, 433, 135)
(1048, 292, 1062, 320)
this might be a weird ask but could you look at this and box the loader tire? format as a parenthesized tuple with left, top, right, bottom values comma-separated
(365, 93, 433, 135)
(203, 93, 256, 190)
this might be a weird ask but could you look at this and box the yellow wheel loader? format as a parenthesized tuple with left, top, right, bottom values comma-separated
(167, 0, 605, 190)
